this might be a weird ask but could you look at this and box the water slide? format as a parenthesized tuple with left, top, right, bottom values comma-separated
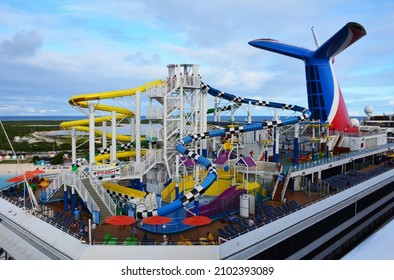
(136, 83, 311, 218)
(136, 22, 367, 219)
(60, 80, 165, 161)
(102, 182, 147, 199)
(198, 186, 246, 217)
(94, 150, 147, 162)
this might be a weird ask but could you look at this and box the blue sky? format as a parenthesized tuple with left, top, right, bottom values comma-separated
(0, 0, 393, 118)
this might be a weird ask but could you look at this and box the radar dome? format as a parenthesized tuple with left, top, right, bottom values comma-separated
(351, 118, 360, 127)
(364, 105, 374, 116)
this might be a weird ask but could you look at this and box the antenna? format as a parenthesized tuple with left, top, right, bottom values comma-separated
(311, 26, 320, 48)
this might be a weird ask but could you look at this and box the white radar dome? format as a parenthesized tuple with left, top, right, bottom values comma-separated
(351, 118, 360, 127)
(364, 105, 374, 116)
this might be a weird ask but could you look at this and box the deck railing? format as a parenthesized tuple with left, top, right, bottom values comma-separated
(292, 143, 394, 171)
(87, 173, 116, 216)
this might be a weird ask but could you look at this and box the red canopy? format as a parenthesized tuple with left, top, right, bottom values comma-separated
(105, 215, 136, 226)
(182, 215, 212, 227)
(141, 215, 172, 225)
(27, 168, 45, 176)
(6, 172, 35, 183)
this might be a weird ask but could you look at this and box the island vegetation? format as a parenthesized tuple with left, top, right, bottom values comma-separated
(0, 120, 89, 165)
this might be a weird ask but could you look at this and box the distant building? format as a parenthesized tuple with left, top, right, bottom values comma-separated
(35, 159, 50, 166)
(13, 136, 29, 142)
(48, 151, 57, 158)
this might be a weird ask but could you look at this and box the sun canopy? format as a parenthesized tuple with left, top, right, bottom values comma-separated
(105, 215, 136, 226)
(141, 216, 172, 225)
(182, 215, 212, 227)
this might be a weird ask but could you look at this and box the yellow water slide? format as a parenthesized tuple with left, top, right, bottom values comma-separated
(60, 79, 164, 136)
(94, 150, 147, 162)
(102, 182, 147, 199)
(60, 80, 165, 161)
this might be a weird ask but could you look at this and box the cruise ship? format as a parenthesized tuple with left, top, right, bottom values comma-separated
(1, 22, 394, 260)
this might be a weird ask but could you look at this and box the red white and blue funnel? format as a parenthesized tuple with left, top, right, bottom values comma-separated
(249, 22, 366, 132)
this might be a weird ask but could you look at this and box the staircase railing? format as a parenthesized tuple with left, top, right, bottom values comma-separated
(280, 167, 292, 202)
(62, 171, 100, 215)
(166, 99, 180, 116)
(121, 149, 163, 178)
(45, 170, 67, 201)
(87, 173, 116, 216)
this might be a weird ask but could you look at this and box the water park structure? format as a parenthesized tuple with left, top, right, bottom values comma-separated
(2, 22, 394, 260)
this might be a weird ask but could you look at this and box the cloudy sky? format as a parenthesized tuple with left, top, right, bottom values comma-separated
(0, 0, 393, 118)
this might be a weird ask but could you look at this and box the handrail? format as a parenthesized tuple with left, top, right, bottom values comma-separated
(292, 143, 394, 171)
(71, 171, 100, 214)
(280, 166, 292, 202)
(121, 149, 163, 178)
(40, 170, 101, 215)
(87, 173, 116, 216)
(45, 171, 66, 200)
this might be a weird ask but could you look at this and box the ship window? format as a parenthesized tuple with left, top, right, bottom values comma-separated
(319, 95, 325, 107)
(313, 109, 320, 119)
(311, 82, 317, 94)
(321, 109, 327, 120)
(309, 65, 316, 80)
(312, 96, 319, 107)
(318, 82, 322, 93)
(315, 66, 320, 80)
(305, 66, 310, 80)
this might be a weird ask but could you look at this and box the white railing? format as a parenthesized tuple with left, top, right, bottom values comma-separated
(147, 120, 179, 142)
(122, 149, 163, 178)
(158, 120, 179, 141)
(45, 171, 67, 200)
(293, 143, 394, 172)
(145, 127, 162, 141)
(88, 173, 116, 216)
(44, 170, 114, 216)
(181, 75, 200, 88)
(145, 83, 166, 98)
(146, 106, 164, 119)
(70, 172, 100, 214)
(166, 99, 180, 116)
(46, 170, 100, 215)
(280, 167, 292, 202)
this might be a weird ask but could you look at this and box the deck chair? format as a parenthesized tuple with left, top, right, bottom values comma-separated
(124, 236, 138, 245)
(199, 237, 209, 245)
(177, 234, 193, 245)
(207, 232, 216, 245)
(218, 228, 228, 239)
(103, 232, 111, 244)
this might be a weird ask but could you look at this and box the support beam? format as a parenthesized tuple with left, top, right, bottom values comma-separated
(111, 110, 117, 163)
(88, 103, 96, 167)
(135, 91, 141, 166)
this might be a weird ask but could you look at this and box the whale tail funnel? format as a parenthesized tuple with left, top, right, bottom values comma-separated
(249, 22, 366, 132)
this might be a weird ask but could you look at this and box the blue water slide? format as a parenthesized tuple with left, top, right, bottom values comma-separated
(136, 83, 311, 219)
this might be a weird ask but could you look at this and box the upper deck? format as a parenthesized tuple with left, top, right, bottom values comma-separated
(1, 144, 394, 260)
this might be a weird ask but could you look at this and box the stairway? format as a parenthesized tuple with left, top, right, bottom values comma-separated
(272, 170, 291, 202)
(80, 178, 113, 224)
(272, 179, 285, 202)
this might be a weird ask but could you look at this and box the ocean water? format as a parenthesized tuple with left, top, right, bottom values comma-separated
(0, 174, 18, 190)
(0, 115, 364, 122)
(0, 115, 85, 121)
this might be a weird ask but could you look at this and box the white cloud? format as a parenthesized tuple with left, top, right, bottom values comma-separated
(0, 0, 393, 117)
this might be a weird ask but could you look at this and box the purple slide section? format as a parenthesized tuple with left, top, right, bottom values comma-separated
(213, 151, 230, 164)
(198, 186, 246, 217)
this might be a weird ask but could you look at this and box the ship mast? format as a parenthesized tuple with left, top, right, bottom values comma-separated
(0, 121, 39, 212)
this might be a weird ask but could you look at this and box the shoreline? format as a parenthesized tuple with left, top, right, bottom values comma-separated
(0, 163, 67, 175)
